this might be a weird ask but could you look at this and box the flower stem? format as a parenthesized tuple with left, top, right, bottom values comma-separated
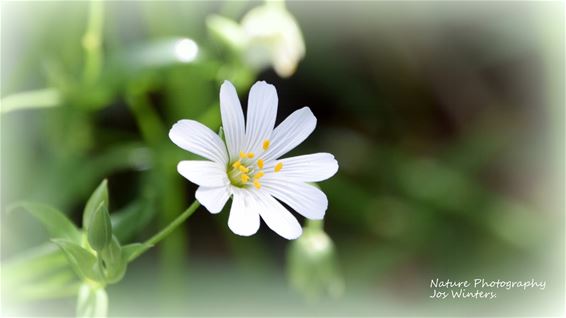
(129, 201, 200, 261)
(82, 0, 104, 84)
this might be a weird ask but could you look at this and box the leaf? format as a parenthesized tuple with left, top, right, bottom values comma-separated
(122, 243, 153, 262)
(76, 284, 108, 318)
(87, 202, 112, 251)
(2, 243, 80, 302)
(9, 202, 81, 242)
(83, 179, 109, 229)
(3, 243, 69, 285)
(51, 239, 103, 283)
(0, 88, 61, 114)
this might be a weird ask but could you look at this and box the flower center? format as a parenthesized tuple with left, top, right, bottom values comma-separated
(226, 139, 283, 189)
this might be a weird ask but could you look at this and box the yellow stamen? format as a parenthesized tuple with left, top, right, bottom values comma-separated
(254, 171, 264, 179)
(262, 140, 270, 150)
(253, 179, 262, 189)
(239, 151, 246, 158)
(238, 165, 249, 173)
(274, 162, 283, 172)
(232, 160, 241, 169)
(247, 152, 255, 159)
(257, 159, 264, 169)
(241, 174, 250, 183)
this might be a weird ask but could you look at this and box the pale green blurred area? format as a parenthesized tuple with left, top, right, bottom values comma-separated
(1, 1, 564, 317)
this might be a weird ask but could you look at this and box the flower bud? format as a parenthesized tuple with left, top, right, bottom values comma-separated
(287, 220, 344, 301)
(83, 180, 109, 230)
(87, 202, 112, 252)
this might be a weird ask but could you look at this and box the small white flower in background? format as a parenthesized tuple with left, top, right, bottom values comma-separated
(241, 3, 305, 78)
(207, 2, 306, 78)
(169, 81, 338, 239)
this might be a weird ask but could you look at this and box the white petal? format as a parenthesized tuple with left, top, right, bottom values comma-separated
(261, 179, 327, 220)
(195, 186, 231, 214)
(263, 107, 316, 161)
(228, 188, 260, 236)
(169, 119, 228, 164)
(250, 190, 302, 240)
(245, 81, 278, 153)
(264, 153, 338, 182)
(177, 161, 229, 187)
(220, 81, 245, 161)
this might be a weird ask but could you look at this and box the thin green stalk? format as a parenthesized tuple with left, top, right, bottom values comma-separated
(126, 91, 165, 146)
(128, 201, 200, 261)
(82, 0, 104, 84)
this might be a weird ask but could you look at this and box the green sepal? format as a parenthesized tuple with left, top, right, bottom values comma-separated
(100, 236, 126, 284)
(51, 239, 103, 283)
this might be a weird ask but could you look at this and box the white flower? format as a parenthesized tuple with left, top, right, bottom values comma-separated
(241, 3, 306, 78)
(206, 3, 306, 78)
(169, 81, 338, 239)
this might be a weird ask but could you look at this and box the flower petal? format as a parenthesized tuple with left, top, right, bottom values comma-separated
(169, 119, 228, 164)
(220, 81, 246, 161)
(177, 161, 229, 187)
(245, 81, 278, 153)
(195, 186, 231, 214)
(251, 190, 302, 240)
(263, 107, 316, 161)
(228, 188, 260, 236)
(264, 153, 338, 182)
(261, 179, 327, 220)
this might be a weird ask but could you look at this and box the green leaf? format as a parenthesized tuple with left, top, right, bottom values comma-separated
(0, 88, 61, 114)
(100, 236, 127, 284)
(87, 202, 112, 251)
(51, 239, 103, 283)
(83, 179, 109, 229)
(122, 243, 153, 262)
(76, 284, 108, 318)
(9, 202, 81, 242)
(2, 243, 81, 302)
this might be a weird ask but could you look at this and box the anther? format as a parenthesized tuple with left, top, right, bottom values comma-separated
(262, 140, 270, 151)
(253, 179, 262, 189)
(238, 165, 249, 173)
(241, 174, 250, 183)
(239, 151, 246, 158)
(247, 152, 255, 159)
(232, 161, 241, 169)
(257, 159, 264, 169)
(254, 171, 264, 179)
(274, 162, 283, 172)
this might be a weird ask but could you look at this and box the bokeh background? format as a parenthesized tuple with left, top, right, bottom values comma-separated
(1, 1, 564, 317)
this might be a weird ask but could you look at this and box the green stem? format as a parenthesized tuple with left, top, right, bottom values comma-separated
(129, 201, 200, 261)
(82, 0, 104, 84)
(306, 219, 324, 231)
(126, 90, 165, 146)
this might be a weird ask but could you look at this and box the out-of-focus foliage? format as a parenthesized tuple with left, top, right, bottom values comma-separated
(1, 1, 563, 317)
(5, 180, 151, 316)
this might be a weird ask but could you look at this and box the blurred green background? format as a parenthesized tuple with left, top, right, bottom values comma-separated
(1, 1, 564, 317)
